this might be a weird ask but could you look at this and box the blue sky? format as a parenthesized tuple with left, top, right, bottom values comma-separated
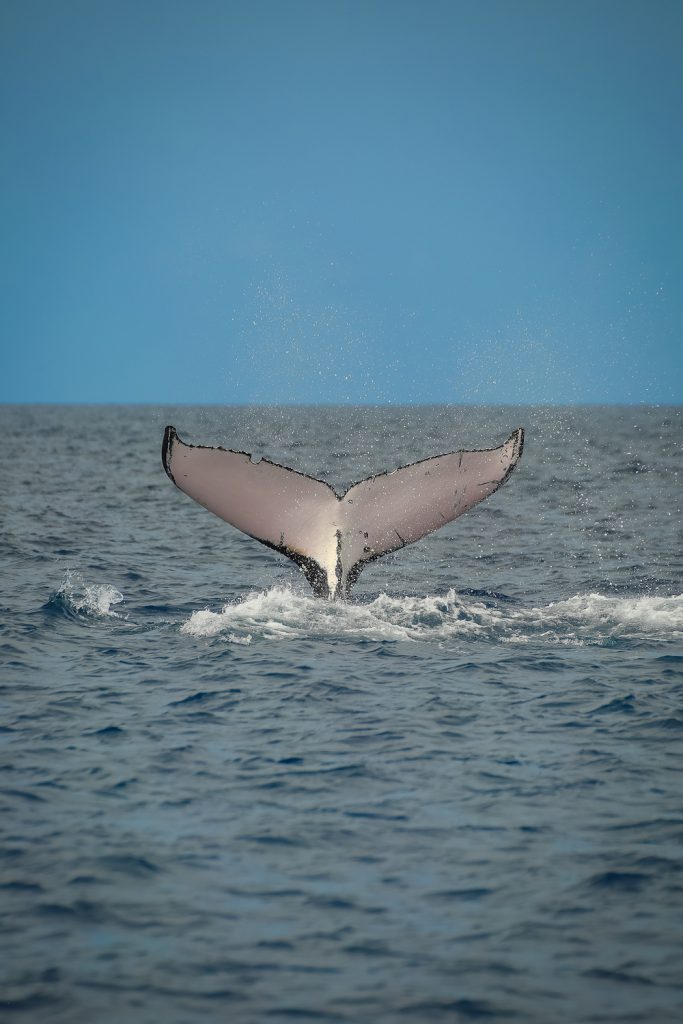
(2, 0, 682, 404)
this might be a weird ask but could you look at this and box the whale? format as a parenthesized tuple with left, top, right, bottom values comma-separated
(162, 425, 524, 599)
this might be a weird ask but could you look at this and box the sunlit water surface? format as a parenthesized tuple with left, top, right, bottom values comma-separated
(1, 405, 682, 1023)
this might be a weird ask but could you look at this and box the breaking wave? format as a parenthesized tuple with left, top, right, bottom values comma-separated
(47, 570, 125, 619)
(181, 587, 683, 646)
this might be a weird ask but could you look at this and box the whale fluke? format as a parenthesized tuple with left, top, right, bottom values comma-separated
(162, 426, 524, 599)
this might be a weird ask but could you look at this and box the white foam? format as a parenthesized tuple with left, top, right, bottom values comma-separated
(529, 593, 683, 639)
(55, 570, 124, 618)
(180, 587, 683, 646)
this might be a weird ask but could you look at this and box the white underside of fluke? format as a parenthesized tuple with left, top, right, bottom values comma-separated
(162, 426, 525, 599)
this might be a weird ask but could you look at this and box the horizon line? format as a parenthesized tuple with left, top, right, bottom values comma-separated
(0, 400, 680, 409)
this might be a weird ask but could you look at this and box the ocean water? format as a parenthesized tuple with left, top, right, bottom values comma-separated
(1, 403, 682, 1024)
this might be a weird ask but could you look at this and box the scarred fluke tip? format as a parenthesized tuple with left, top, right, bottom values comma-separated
(162, 425, 177, 482)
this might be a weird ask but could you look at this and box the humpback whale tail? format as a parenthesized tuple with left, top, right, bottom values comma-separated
(162, 426, 524, 599)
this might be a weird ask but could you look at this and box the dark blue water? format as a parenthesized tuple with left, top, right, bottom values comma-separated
(1, 404, 682, 1023)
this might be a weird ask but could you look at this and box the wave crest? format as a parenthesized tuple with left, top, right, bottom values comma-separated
(48, 571, 124, 620)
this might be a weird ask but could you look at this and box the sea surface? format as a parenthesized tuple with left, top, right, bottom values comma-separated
(1, 403, 682, 1024)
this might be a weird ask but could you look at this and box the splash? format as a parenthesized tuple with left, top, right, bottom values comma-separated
(180, 587, 683, 646)
(49, 570, 124, 619)
(535, 593, 683, 636)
